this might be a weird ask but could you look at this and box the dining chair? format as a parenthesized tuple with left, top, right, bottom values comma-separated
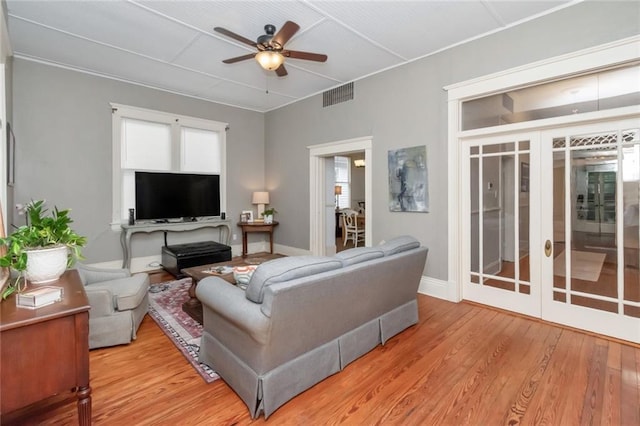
(342, 209, 365, 247)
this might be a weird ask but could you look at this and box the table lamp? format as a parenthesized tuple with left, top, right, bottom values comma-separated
(334, 185, 342, 209)
(252, 191, 270, 219)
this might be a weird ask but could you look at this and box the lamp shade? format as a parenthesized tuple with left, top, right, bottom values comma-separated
(334, 185, 342, 195)
(252, 191, 270, 204)
(255, 51, 284, 71)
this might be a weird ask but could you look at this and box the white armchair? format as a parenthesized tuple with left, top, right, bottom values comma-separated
(76, 264, 149, 349)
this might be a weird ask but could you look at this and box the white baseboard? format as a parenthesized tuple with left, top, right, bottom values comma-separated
(90, 245, 455, 305)
(274, 244, 311, 256)
(418, 275, 458, 302)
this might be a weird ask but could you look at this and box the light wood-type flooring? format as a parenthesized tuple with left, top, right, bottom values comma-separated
(3, 270, 639, 425)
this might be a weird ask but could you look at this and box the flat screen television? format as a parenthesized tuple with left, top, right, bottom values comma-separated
(135, 171, 221, 221)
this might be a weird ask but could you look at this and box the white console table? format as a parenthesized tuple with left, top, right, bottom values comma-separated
(120, 219, 232, 268)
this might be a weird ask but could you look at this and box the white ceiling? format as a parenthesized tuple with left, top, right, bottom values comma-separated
(6, 0, 576, 112)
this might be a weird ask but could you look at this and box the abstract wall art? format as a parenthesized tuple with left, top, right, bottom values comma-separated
(388, 145, 428, 212)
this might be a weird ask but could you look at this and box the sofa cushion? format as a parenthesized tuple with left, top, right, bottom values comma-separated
(335, 247, 384, 267)
(246, 256, 343, 303)
(87, 273, 149, 311)
(378, 235, 420, 256)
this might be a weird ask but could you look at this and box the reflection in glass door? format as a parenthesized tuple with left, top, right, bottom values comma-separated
(576, 170, 616, 234)
(543, 121, 640, 343)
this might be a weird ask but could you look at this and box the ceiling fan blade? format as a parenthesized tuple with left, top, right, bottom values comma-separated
(214, 27, 257, 48)
(275, 64, 288, 77)
(272, 21, 300, 48)
(283, 50, 328, 63)
(222, 53, 256, 64)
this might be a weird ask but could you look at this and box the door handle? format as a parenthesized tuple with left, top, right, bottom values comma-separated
(545, 240, 553, 257)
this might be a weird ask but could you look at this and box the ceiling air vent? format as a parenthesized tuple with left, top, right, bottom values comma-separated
(323, 82, 354, 107)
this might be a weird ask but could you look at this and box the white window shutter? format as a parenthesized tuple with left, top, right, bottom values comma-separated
(181, 127, 221, 173)
(122, 118, 172, 170)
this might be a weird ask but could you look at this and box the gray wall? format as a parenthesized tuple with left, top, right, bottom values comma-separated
(12, 59, 265, 264)
(10, 1, 639, 275)
(264, 1, 640, 281)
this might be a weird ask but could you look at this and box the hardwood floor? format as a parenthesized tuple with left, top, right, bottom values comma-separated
(485, 253, 640, 317)
(336, 234, 357, 252)
(4, 271, 639, 425)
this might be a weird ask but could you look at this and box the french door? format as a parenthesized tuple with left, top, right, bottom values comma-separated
(540, 119, 640, 342)
(463, 117, 640, 343)
(462, 132, 541, 317)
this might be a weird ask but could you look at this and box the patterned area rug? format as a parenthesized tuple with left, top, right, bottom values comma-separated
(148, 278, 219, 383)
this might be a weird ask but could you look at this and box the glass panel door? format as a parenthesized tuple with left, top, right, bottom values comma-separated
(542, 119, 640, 343)
(463, 133, 540, 318)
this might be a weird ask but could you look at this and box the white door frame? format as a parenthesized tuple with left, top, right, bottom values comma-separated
(446, 35, 640, 304)
(308, 137, 373, 255)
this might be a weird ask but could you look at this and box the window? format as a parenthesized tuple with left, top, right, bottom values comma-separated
(111, 104, 227, 225)
(461, 63, 640, 131)
(334, 156, 351, 209)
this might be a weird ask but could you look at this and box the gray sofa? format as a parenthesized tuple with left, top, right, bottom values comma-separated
(196, 235, 428, 418)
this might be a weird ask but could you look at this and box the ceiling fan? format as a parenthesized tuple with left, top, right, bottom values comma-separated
(214, 21, 328, 77)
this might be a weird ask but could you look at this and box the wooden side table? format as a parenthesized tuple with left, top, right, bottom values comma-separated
(237, 221, 279, 257)
(1, 270, 91, 425)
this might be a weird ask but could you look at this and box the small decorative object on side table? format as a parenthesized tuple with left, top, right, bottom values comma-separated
(16, 285, 63, 308)
(262, 207, 277, 224)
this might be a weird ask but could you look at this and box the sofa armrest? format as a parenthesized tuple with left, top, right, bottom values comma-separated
(196, 277, 270, 345)
(76, 263, 131, 285)
(85, 286, 115, 317)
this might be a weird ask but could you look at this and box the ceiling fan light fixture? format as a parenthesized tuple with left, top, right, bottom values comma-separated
(255, 50, 284, 71)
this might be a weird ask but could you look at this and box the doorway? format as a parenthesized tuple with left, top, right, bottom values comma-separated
(462, 118, 640, 343)
(308, 137, 372, 256)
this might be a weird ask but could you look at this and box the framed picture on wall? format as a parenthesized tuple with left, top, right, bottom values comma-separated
(388, 145, 429, 212)
(241, 210, 254, 223)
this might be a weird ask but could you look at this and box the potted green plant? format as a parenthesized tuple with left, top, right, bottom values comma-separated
(262, 207, 278, 224)
(0, 200, 86, 299)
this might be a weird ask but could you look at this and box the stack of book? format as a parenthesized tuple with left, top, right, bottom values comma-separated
(16, 286, 63, 308)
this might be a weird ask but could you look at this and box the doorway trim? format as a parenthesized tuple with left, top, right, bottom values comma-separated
(308, 137, 373, 255)
(445, 35, 640, 304)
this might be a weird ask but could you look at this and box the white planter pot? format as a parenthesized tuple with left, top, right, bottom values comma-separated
(264, 215, 273, 224)
(25, 245, 68, 284)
